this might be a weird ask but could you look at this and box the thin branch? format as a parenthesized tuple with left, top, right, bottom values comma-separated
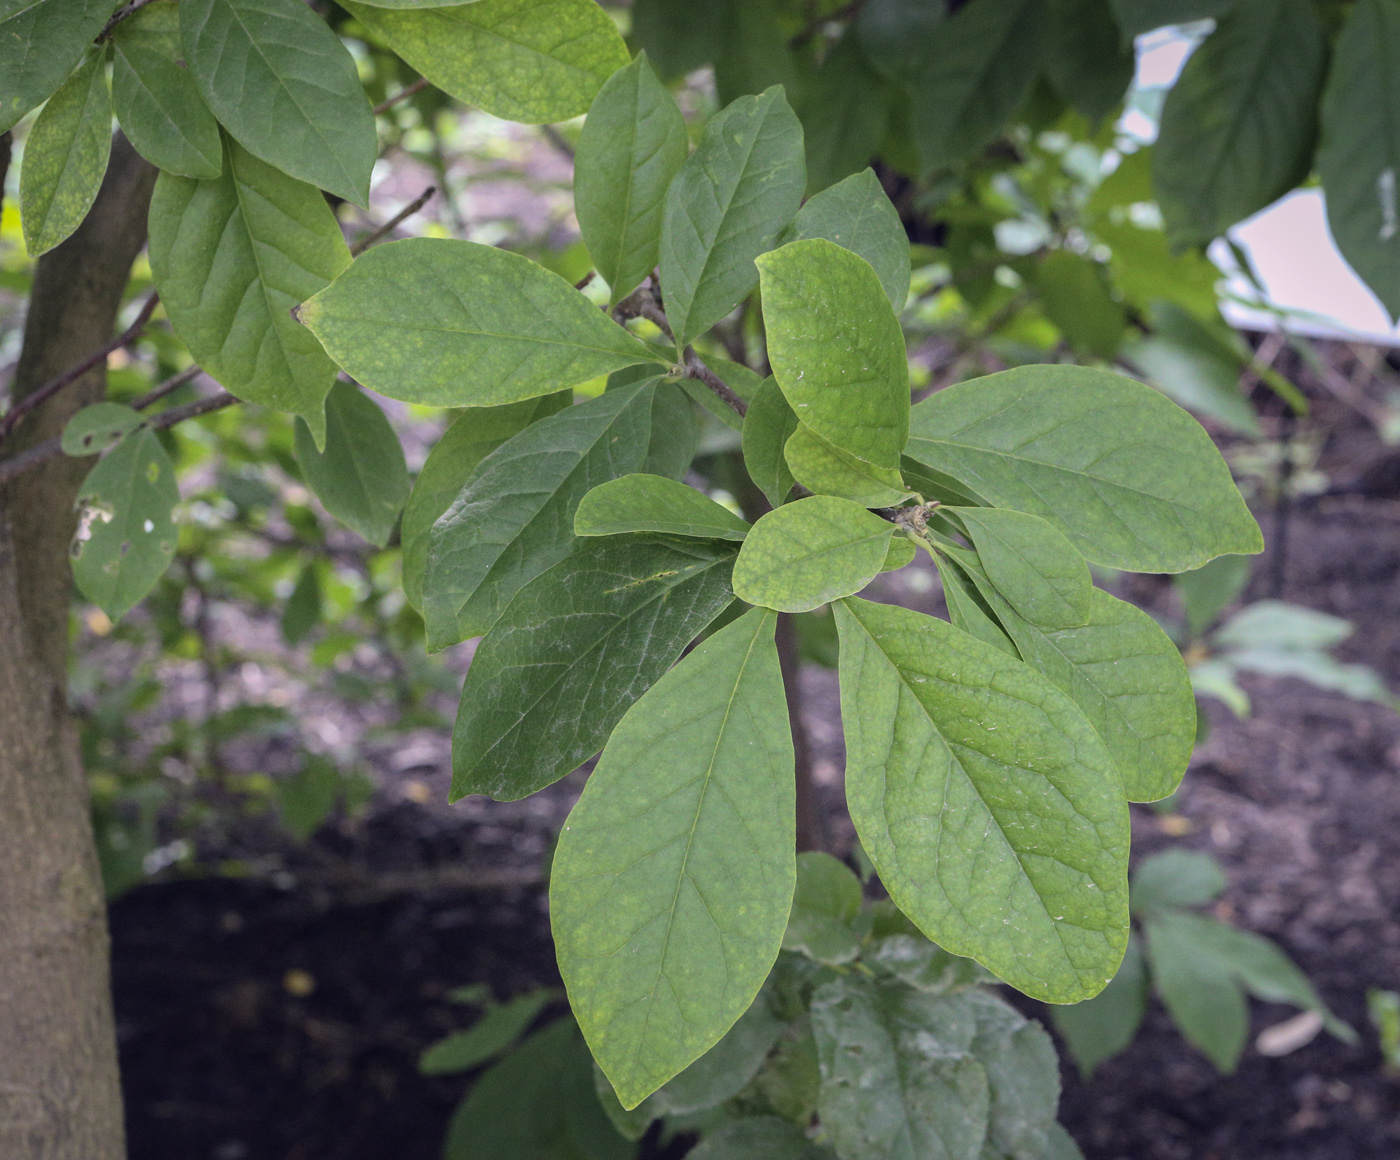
(684, 348, 747, 418)
(130, 365, 202, 411)
(371, 76, 430, 117)
(99, 0, 161, 40)
(350, 186, 436, 256)
(0, 290, 161, 442)
(574, 270, 596, 292)
(541, 124, 575, 160)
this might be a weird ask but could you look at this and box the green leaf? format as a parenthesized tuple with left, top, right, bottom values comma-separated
(1173, 554, 1251, 640)
(1043, 0, 1134, 125)
(576, 53, 690, 308)
(298, 238, 660, 407)
(423, 381, 657, 649)
(292, 382, 409, 548)
(784, 422, 909, 507)
(967, 990, 1060, 1160)
(19, 53, 111, 258)
(1051, 934, 1147, 1078)
(905, 365, 1264, 572)
(631, 0, 725, 80)
(932, 553, 1019, 658)
(180, 0, 375, 205)
(758, 238, 909, 485)
(1130, 849, 1226, 914)
(783, 851, 865, 966)
(575, 474, 750, 540)
(1034, 251, 1125, 361)
(274, 757, 343, 840)
(281, 561, 322, 646)
(856, 0, 945, 88)
(62, 403, 144, 458)
(419, 991, 553, 1075)
(71, 429, 180, 623)
(344, 0, 630, 124)
(882, 537, 916, 572)
(1152, 0, 1326, 247)
(551, 608, 794, 1109)
(733, 496, 895, 613)
(811, 975, 991, 1160)
(799, 35, 896, 198)
(1045, 1123, 1088, 1160)
(110, 0, 182, 56)
(1141, 910, 1250, 1072)
(834, 597, 1130, 1003)
(150, 139, 350, 445)
(902, 457, 987, 508)
(742, 376, 799, 508)
(111, 39, 223, 179)
(658, 988, 784, 1114)
(642, 380, 699, 480)
(401, 393, 571, 611)
(868, 934, 994, 995)
(0, 0, 112, 134)
(909, 0, 1046, 173)
(659, 86, 806, 348)
(947, 506, 1092, 630)
(687, 1118, 832, 1160)
(785, 168, 911, 311)
(452, 534, 737, 800)
(1318, 0, 1400, 322)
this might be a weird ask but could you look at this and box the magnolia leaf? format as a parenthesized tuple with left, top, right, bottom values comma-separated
(1130, 849, 1227, 914)
(297, 238, 660, 407)
(344, 0, 630, 124)
(19, 53, 111, 258)
(1035, 250, 1126, 361)
(882, 536, 916, 572)
(0, 0, 112, 134)
(1111, 0, 1233, 38)
(423, 381, 657, 649)
(551, 609, 794, 1109)
(659, 86, 806, 347)
(783, 851, 864, 966)
(785, 168, 911, 310)
(111, 39, 223, 179)
(931, 552, 1018, 658)
(967, 990, 1061, 1159)
(641, 380, 699, 480)
(1043, 0, 1135, 125)
(71, 429, 180, 623)
(834, 597, 1130, 1002)
(658, 990, 784, 1114)
(742, 377, 799, 508)
(784, 422, 908, 508)
(688, 1118, 831, 1160)
(62, 403, 145, 458)
(112, 0, 183, 56)
(856, 0, 945, 88)
(181, 0, 375, 205)
(947, 506, 1092, 630)
(149, 138, 351, 446)
(799, 35, 896, 198)
(576, 53, 690, 307)
(905, 365, 1264, 572)
(452, 534, 737, 801)
(1142, 911, 1250, 1072)
(292, 382, 409, 548)
(419, 992, 554, 1076)
(1051, 935, 1148, 1078)
(574, 474, 750, 540)
(733, 496, 895, 613)
(1174, 553, 1251, 640)
(281, 561, 322, 646)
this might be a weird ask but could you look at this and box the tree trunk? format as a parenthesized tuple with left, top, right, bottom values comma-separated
(0, 135, 156, 1160)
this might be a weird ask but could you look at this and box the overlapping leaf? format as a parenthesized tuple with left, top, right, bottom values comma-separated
(785, 169, 911, 311)
(947, 506, 1091, 630)
(0, 0, 112, 134)
(784, 422, 908, 507)
(1050, 935, 1148, 1078)
(742, 377, 799, 507)
(112, 38, 223, 179)
(1044, 0, 1135, 125)
(798, 35, 896, 198)
(574, 474, 750, 540)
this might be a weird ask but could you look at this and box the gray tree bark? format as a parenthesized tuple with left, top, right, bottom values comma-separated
(0, 134, 156, 1160)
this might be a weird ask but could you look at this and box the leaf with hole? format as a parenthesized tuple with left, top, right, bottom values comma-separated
(575, 474, 750, 540)
(62, 404, 145, 458)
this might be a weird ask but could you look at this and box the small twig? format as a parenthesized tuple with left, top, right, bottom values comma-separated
(371, 76, 430, 117)
(130, 366, 202, 411)
(98, 0, 161, 40)
(0, 290, 161, 442)
(541, 124, 575, 160)
(684, 348, 748, 418)
(613, 279, 674, 339)
(350, 186, 436, 256)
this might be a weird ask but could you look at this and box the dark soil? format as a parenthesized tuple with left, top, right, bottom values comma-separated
(111, 384, 1400, 1159)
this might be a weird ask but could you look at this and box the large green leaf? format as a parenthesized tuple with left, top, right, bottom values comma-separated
(292, 382, 409, 548)
(71, 429, 180, 623)
(758, 238, 909, 486)
(149, 138, 351, 445)
(966, 990, 1061, 1160)
(298, 238, 660, 407)
(180, 0, 375, 205)
(947, 506, 1091, 630)
(0, 0, 112, 134)
(909, 0, 1046, 173)
(1152, 0, 1326, 246)
(551, 609, 794, 1108)
(1050, 934, 1147, 1078)
(785, 168, 911, 311)
(576, 53, 690, 308)
(423, 381, 656, 649)
(452, 534, 737, 800)
(905, 366, 1263, 572)
(19, 53, 111, 258)
(798, 34, 896, 198)
(742, 376, 799, 508)
(688, 1118, 831, 1160)
(811, 976, 990, 1160)
(658, 86, 806, 347)
(1318, 0, 1400, 322)
(784, 422, 908, 507)
(574, 474, 750, 540)
(733, 496, 894, 613)
(834, 597, 1130, 1003)
(345, 0, 629, 124)
(1043, 0, 1134, 125)
(402, 393, 571, 611)
(111, 38, 223, 179)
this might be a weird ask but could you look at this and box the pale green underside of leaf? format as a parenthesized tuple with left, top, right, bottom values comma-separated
(742, 376, 799, 508)
(71, 429, 180, 623)
(181, 0, 376, 205)
(733, 496, 894, 613)
(576, 53, 691, 308)
(19, 54, 111, 257)
(947, 506, 1092, 630)
(834, 597, 1130, 1003)
(659, 85, 807, 347)
(551, 608, 794, 1109)
(344, 0, 630, 124)
(0, 0, 111, 134)
(785, 168, 911, 310)
(452, 534, 737, 801)
(575, 473, 751, 540)
(423, 381, 657, 649)
(905, 365, 1263, 573)
(785, 421, 908, 507)
(149, 138, 351, 446)
(112, 41, 224, 179)
(299, 237, 661, 407)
